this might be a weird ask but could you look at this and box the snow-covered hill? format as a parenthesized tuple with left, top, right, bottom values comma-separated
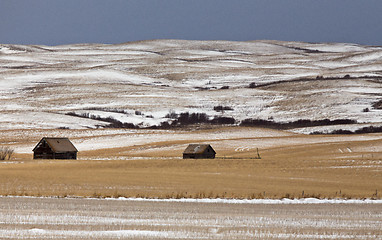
(1, 39, 382, 133)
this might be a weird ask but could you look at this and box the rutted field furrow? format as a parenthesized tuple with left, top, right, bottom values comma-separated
(0, 197, 381, 239)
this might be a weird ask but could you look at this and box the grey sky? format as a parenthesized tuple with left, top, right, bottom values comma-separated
(1, 0, 382, 46)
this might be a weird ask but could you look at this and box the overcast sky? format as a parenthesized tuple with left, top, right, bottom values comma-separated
(1, 0, 382, 46)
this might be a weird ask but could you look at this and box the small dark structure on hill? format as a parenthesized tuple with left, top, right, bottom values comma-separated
(183, 144, 216, 159)
(33, 137, 78, 159)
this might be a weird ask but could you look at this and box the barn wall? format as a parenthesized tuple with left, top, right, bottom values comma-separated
(33, 145, 54, 159)
(34, 152, 54, 159)
(183, 153, 215, 159)
(33, 147, 77, 160)
(54, 152, 77, 159)
(34, 152, 77, 159)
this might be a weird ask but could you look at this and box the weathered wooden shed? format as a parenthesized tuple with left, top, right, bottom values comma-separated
(33, 137, 78, 159)
(183, 144, 216, 159)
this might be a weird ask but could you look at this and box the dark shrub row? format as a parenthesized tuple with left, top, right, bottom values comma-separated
(240, 118, 357, 130)
(176, 112, 209, 124)
(66, 111, 236, 129)
(291, 46, 324, 53)
(66, 112, 136, 128)
(311, 125, 382, 135)
(247, 74, 381, 89)
(211, 116, 236, 124)
(84, 107, 126, 114)
(372, 100, 382, 109)
(66, 111, 362, 132)
(167, 112, 236, 126)
(213, 105, 234, 112)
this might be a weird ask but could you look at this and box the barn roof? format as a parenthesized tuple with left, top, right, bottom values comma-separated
(33, 137, 78, 153)
(183, 144, 215, 154)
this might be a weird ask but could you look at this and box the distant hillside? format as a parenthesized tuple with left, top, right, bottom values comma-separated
(1, 39, 382, 133)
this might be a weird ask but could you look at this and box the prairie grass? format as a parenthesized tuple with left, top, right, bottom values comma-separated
(0, 155, 380, 199)
(1, 127, 382, 199)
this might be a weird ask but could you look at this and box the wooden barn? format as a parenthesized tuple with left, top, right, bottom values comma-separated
(183, 144, 216, 159)
(33, 137, 78, 160)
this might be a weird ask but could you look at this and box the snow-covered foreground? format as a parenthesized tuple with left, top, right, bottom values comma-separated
(1, 40, 382, 133)
(0, 197, 381, 239)
(104, 197, 382, 204)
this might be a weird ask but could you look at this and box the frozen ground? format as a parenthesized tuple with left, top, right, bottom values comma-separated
(1, 40, 382, 133)
(0, 196, 381, 239)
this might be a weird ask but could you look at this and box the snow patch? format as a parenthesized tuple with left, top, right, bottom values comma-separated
(104, 197, 382, 204)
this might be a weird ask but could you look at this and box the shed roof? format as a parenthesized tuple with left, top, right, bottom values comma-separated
(33, 137, 78, 153)
(183, 144, 215, 154)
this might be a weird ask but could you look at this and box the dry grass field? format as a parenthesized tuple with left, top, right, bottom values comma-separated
(1, 126, 381, 199)
(1, 40, 382, 199)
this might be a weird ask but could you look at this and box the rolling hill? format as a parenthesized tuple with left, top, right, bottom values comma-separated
(1, 39, 382, 133)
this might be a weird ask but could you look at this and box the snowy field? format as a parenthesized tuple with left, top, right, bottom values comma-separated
(2, 40, 382, 239)
(0, 196, 381, 239)
(1, 40, 382, 133)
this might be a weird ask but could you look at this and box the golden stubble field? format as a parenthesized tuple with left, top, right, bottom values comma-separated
(1, 126, 381, 199)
